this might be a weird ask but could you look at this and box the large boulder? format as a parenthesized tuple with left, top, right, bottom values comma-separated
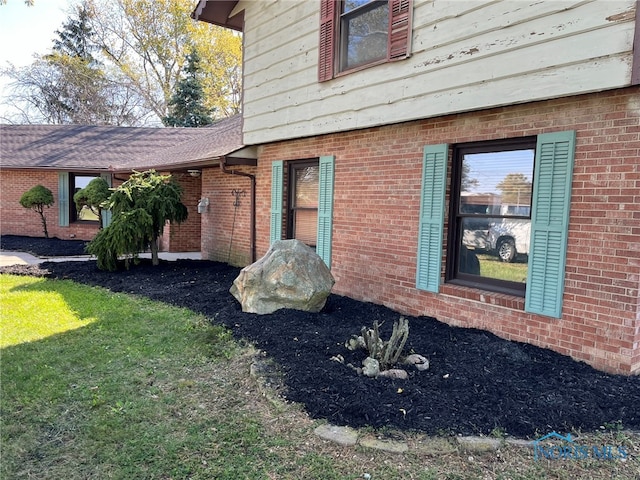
(230, 239, 335, 314)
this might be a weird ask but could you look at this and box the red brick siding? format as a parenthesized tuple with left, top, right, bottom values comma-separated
(0, 170, 99, 240)
(160, 173, 202, 252)
(1, 170, 202, 252)
(241, 87, 639, 375)
(200, 165, 254, 266)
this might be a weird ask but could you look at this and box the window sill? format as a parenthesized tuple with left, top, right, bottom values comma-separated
(440, 283, 525, 311)
(334, 58, 388, 78)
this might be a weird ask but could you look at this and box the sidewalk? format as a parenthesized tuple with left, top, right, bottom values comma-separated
(0, 251, 201, 267)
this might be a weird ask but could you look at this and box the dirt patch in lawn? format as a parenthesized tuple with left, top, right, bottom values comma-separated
(2, 235, 639, 439)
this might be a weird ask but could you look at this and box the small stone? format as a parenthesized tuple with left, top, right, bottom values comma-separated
(359, 435, 409, 453)
(362, 357, 380, 377)
(314, 424, 359, 446)
(457, 436, 502, 453)
(378, 368, 408, 380)
(345, 335, 365, 350)
(404, 353, 430, 371)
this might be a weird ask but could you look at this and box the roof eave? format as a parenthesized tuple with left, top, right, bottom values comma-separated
(191, 0, 243, 32)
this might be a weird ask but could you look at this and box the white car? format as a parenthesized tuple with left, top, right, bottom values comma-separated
(487, 218, 531, 262)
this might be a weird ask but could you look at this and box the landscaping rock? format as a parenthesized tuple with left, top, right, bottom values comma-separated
(230, 239, 334, 314)
(359, 435, 408, 453)
(314, 424, 359, 446)
(378, 368, 409, 380)
(404, 353, 430, 371)
(411, 436, 458, 456)
(362, 357, 380, 377)
(457, 436, 502, 453)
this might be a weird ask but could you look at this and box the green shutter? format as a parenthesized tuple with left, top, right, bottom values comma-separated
(58, 172, 69, 227)
(525, 130, 576, 318)
(416, 144, 448, 292)
(316, 155, 335, 268)
(270, 161, 284, 245)
(100, 173, 112, 228)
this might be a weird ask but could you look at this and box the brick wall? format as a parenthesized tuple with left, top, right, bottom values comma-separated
(245, 87, 640, 375)
(1, 169, 202, 252)
(0, 170, 99, 240)
(200, 165, 255, 266)
(159, 173, 202, 252)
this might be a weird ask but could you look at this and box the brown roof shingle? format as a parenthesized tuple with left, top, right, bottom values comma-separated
(0, 115, 244, 172)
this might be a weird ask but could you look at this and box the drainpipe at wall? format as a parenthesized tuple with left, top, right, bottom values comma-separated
(220, 158, 256, 263)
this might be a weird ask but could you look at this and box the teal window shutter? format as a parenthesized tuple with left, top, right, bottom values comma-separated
(317, 155, 335, 268)
(525, 130, 576, 318)
(416, 144, 448, 292)
(270, 161, 284, 245)
(58, 172, 69, 227)
(100, 173, 112, 228)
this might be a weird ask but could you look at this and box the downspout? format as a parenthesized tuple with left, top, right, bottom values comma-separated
(220, 157, 256, 263)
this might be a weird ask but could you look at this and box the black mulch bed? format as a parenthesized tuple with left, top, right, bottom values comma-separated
(2, 235, 640, 439)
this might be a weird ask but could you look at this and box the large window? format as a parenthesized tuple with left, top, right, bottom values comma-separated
(416, 131, 576, 318)
(447, 138, 536, 296)
(319, 0, 412, 81)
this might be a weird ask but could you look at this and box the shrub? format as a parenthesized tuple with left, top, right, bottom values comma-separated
(19, 185, 55, 238)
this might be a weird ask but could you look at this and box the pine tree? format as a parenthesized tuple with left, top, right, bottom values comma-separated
(163, 50, 214, 127)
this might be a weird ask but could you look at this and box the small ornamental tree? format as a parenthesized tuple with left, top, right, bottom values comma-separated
(73, 177, 111, 227)
(19, 185, 55, 238)
(87, 170, 187, 271)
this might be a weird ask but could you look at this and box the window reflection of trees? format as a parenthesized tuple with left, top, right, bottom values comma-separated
(341, 1, 388, 70)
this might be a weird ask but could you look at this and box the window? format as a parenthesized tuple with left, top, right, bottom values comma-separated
(340, 1, 389, 71)
(71, 174, 100, 222)
(319, 0, 412, 81)
(417, 131, 576, 318)
(287, 161, 319, 246)
(271, 157, 335, 268)
(448, 138, 536, 296)
(58, 172, 111, 227)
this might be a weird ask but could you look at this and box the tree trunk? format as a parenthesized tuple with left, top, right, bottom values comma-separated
(150, 236, 159, 266)
(36, 206, 49, 238)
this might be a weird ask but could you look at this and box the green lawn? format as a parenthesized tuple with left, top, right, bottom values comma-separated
(477, 254, 528, 283)
(2, 274, 638, 479)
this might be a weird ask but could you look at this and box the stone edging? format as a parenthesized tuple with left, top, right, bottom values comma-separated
(313, 424, 530, 456)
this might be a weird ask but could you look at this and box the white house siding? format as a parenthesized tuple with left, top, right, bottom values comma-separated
(239, 0, 637, 145)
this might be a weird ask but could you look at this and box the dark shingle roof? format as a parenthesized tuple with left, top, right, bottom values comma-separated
(0, 115, 244, 172)
(132, 114, 244, 170)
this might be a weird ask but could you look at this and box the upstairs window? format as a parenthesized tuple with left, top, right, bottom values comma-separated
(340, 1, 389, 71)
(319, 0, 413, 81)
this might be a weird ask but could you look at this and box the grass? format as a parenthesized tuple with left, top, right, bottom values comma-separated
(2, 274, 639, 479)
(477, 254, 528, 283)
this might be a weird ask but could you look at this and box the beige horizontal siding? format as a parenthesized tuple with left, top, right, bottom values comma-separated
(239, 0, 636, 144)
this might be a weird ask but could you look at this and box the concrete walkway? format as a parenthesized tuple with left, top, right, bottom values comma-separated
(0, 251, 201, 267)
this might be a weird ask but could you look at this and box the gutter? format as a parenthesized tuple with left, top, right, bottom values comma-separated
(220, 157, 256, 263)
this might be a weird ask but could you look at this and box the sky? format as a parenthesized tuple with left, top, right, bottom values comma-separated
(0, 0, 72, 109)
